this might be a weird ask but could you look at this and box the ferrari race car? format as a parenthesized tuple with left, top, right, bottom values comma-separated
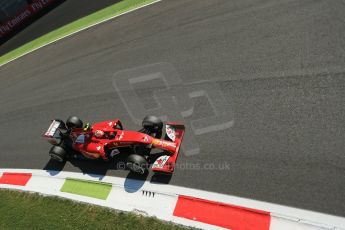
(43, 116, 185, 174)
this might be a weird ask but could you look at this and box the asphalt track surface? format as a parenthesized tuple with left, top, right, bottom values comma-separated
(0, 0, 344, 216)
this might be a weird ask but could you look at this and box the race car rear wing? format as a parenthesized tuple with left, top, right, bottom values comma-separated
(151, 123, 185, 174)
(43, 120, 64, 145)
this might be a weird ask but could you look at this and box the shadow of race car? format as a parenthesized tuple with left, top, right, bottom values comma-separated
(43, 116, 185, 175)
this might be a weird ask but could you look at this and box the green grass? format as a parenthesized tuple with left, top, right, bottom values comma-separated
(60, 178, 112, 200)
(0, 189, 189, 230)
(0, 0, 158, 66)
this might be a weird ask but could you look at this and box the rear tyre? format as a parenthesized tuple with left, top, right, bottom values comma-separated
(126, 154, 148, 175)
(49, 146, 67, 162)
(66, 116, 83, 129)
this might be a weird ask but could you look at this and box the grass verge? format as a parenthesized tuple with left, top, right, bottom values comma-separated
(0, 189, 188, 230)
(0, 0, 159, 66)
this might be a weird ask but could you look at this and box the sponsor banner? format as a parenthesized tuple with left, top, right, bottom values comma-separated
(0, 0, 57, 38)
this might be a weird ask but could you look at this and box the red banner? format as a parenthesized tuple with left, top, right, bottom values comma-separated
(0, 0, 57, 38)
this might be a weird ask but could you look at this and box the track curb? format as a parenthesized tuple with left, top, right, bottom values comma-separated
(1, 169, 344, 230)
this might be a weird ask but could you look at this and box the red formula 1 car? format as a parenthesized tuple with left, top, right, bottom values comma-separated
(43, 116, 185, 174)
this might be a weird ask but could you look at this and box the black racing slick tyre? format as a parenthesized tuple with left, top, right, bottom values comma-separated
(142, 115, 163, 132)
(49, 146, 67, 162)
(66, 116, 83, 129)
(126, 154, 148, 175)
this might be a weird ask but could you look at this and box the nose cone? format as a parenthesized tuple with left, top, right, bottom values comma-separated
(152, 139, 177, 153)
(115, 130, 153, 144)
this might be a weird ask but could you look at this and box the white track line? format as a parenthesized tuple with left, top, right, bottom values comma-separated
(0, 0, 162, 67)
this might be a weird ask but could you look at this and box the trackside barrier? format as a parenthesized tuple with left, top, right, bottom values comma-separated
(0, 0, 58, 39)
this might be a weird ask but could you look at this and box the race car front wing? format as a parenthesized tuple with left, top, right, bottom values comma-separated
(151, 123, 185, 174)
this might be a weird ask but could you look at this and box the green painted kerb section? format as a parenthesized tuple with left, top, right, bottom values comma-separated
(61, 178, 112, 200)
(0, 0, 158, 66)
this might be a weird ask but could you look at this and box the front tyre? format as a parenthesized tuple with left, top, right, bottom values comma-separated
(49, 146, 67, 162)
(126, 154, 148, 175)
(142, 115, 163, 131)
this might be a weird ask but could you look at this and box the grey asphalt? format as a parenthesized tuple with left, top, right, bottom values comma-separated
(1, 0, 345, 216)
